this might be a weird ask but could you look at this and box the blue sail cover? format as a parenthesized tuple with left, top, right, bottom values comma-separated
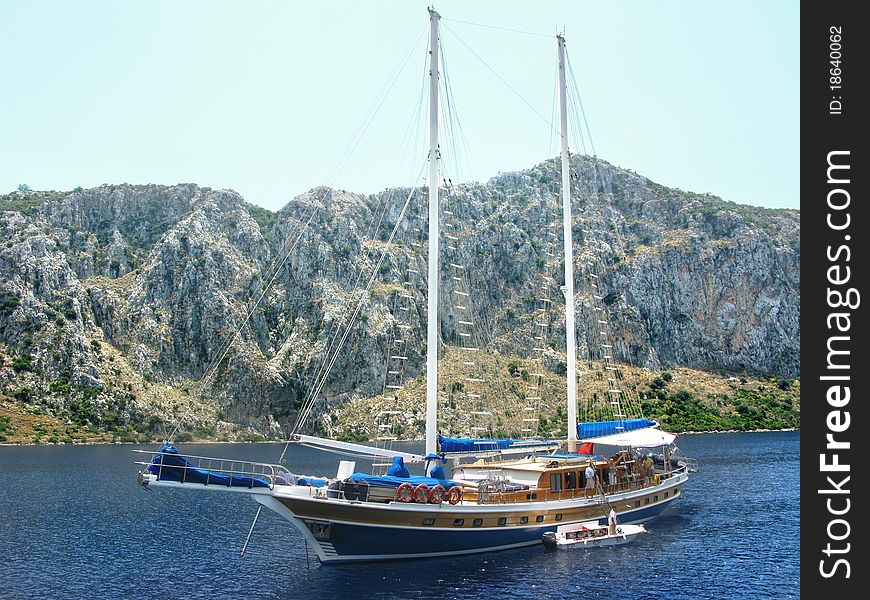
(577, 418, 657, 440)
(346, 455, 459, 489)
(147, 443, 271, 489)
(347, 472, 459, 489)
(437, 435, 559, 453)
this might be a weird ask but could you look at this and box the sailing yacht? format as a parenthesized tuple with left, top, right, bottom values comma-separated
(137, 9, 694, 564)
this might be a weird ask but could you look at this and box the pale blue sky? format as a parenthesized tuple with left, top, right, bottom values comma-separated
(0, 1, 799, 211)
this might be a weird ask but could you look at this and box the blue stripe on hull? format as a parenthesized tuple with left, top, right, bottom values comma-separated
(324, 521, 552, 558)
(313, 495, 676, 562)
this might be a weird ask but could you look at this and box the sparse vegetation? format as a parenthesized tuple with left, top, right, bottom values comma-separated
(247, 205, 277, 235)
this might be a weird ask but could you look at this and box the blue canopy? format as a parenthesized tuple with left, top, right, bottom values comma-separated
(577, 418, 657, 439)
(147, 443, 271, 489)
(437, 436, 559, 453)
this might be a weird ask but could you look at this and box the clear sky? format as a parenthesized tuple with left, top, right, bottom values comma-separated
(0, 1, 799, 211)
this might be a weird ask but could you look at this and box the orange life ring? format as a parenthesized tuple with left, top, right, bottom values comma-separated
(428, 484, 446, 504)
(396, 482, 414, 502)
(447, 485, 462, 505)
(413, 484, 430, 504)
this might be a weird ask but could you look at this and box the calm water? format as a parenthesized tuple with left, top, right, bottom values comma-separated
(0, 431, 799, 599)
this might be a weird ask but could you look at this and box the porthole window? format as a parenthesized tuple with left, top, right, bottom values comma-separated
(634, 500, 640, 508)
(520, 516, 529, 524)
(536, 515, 544, 523)
(497, 517, 507, 526)
(555, 513, 563, 521)
(665, 492, 669, 498)
(654, 495, 659, 502)
(453, 518, 464, 527)
(422, 518, 435, 526)
(644, 498, 650, 505)
(472, 518, 483, 527)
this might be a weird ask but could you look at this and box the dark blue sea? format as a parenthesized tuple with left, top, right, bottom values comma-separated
(0, 431, 799, 599)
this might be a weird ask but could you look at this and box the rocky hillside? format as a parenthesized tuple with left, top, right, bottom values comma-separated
(0, 156, 799, 443)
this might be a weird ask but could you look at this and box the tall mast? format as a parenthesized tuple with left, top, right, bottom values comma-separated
(557, 34, 579, 452)
(425, 8, 441, 459)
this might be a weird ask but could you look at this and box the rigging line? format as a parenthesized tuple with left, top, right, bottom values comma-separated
(289, 187, 414, 437)
(566, 51, 597, 157)
(287, 168, 426, 443)
(296, 178, 421, 428)
(290, 205, 395, 436)
(322, 24, 427, 186)
(289, 178, 422, 438)
(297, 59, 428, 414)
(439, 34, 477, 184)
(441, 17, 553, 39)
(386, 50, 429, 186)
(292, 100, 427, 435)
(568, 81, 590, 158)
(441, 23, 560, 138)
(167, 205, 320, 442)
(175, 39, 420, 438)
(200, 205, 317, 391)
(188, 200, 314, 393)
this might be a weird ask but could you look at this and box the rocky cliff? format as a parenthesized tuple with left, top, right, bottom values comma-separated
(0, 156, 799, 441)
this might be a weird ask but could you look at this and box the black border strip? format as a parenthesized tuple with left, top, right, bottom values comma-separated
(802, 3, 867, 595)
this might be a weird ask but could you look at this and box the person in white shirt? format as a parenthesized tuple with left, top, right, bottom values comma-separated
(584, 463, 596, 496)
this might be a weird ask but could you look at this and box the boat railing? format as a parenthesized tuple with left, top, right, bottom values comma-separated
(474, 462, 689, 505)
(133, 449, 289, 489)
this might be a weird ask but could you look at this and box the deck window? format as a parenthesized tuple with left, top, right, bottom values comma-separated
(536, 515, 544, 523)
(644, 498, 650, 505)
(453, 518, 464, 527)
(654, 495, 659, 502)
(565, 471, 577, 490)
(550, 473, 562, 492)
(520, 516, 529, 524)
(634, 500, 641, 508)
(526, 493, 538, 501)
(555, 513, 563, 521)
(497, 517, 507, 526)
(472, 518, 483, 527)
(422, 518, 435, 526)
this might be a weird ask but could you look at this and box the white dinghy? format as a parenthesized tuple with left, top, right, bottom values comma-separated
(541, 520, 647, 550)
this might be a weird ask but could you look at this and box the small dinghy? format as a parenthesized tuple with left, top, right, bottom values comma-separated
(542, 520, 647, 550)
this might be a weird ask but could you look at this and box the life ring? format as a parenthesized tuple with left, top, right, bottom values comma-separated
(396, 482, 414, 502)
(413, 484, 430, 504)
(447, 485, 463, 505)
(428, 484, 446, 504)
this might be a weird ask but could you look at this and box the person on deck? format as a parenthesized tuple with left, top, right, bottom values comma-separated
(608, 508, 618, 535)
(584, 463, 596, 497)
(643, 454, 654, 483)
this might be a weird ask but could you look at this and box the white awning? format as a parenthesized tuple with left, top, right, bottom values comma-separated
(579, 426, 677, 448)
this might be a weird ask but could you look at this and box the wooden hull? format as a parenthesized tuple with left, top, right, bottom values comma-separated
(256, 472, 687, 563)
